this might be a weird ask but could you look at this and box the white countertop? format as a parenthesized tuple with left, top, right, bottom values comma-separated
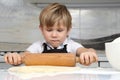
(0, 68, 120, 80)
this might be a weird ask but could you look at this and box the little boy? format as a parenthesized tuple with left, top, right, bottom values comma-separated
(4, 3, 98, 66)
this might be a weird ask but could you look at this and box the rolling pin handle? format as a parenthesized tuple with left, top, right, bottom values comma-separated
(76, 57, 80, 63)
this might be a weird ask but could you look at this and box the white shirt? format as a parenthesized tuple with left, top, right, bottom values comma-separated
(26, 38, 83, 54)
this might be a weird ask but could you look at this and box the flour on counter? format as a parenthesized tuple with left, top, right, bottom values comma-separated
(8, 66, 81, 79)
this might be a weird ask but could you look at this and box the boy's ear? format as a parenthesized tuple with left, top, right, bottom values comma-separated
(39, 25, 43, 31)
(67, 27, 71, 34)
(39, 25, 44, 34)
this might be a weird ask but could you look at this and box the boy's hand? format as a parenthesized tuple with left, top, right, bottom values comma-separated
(79, 51, 98, 66)
(4, 53, 22, 65)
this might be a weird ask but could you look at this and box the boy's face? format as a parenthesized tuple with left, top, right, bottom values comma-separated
(40, 23, 70, 48)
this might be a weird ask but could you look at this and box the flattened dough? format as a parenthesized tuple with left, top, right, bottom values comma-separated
(8, 66, 80, 79)
(8, 66, 80, 73)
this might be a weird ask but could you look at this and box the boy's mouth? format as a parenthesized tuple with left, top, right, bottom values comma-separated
(51, 39, 59, 41)
(50, 40, 60, 43)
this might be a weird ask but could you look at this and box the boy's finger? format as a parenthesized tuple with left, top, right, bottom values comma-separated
(4, 54, 9, 64)
(13, 55, 18, 65)
(84, 55, 90, 65)
(7, 55, 14, 64)
(17, 54, 22, 64)
(79, 55, 85, 64)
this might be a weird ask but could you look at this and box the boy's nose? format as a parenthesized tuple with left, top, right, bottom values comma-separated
(51, 31, 58, 37)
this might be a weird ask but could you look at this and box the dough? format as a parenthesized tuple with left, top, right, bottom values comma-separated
(8, 66, 80, 79)
(8, 66, 80, 73)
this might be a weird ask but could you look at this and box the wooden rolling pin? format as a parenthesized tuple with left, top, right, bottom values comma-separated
(22, 53, 80, 67)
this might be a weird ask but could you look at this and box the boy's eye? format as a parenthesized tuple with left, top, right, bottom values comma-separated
(57, 29, 63, 32)
(46, 29, 52, 31)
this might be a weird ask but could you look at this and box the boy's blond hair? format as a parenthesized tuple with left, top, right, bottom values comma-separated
(39, 3, 72, 31)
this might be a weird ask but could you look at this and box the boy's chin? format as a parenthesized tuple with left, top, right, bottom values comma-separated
(52, 45, 59, 48)
(51, 44, 60, 48)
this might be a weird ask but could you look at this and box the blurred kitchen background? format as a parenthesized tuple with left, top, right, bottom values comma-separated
(0, 0, 120, 68)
